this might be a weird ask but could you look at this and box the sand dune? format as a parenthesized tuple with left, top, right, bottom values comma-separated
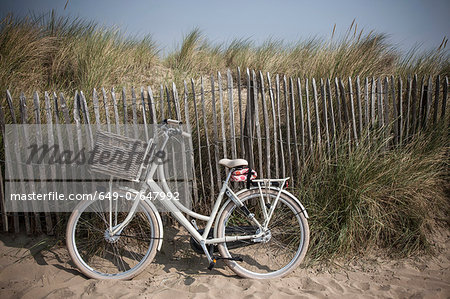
(0, 226, 449, 298)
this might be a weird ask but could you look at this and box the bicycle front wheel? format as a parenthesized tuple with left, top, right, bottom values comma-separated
(66, 193, 160, 280)
(216, 189, 309, 279)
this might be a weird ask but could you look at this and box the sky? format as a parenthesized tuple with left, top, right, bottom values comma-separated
(1, 0, 449, 55)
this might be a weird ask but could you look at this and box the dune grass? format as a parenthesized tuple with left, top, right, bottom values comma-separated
(298, 125, 449, 262)
(1, 13, 449, 96)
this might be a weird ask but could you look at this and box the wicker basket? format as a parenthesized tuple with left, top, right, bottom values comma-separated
(90, 130, 152, 182)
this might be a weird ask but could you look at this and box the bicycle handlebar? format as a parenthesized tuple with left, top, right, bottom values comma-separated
(161, 119, 191, 138)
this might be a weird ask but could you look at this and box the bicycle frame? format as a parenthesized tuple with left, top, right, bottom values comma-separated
(108, 129, 287, 247)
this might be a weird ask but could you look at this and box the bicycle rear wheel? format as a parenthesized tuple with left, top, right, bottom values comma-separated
(216, 189, 309, 279)
(66, 194, 160, 280)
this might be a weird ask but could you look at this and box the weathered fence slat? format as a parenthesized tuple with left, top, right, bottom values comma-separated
(391, 76, 398, 145)
(110, 88, 120, 133)
(59, 93, 78, 204)
(210, 75, 222, 189)
(122, 88, 128, 136)
(433, 75, 440, 124)
(338, 78, 349, 124)
(356, 76, 363, 137)
(377, 78, 384, 128)
(411, 75, 418, 135)
(371, 77, 376, 128)
(165, 86, 172, 119)
(297, 78, 306, 165)
(312, 78, 322, 148)
(305, 78, 314, 157)
(326, 78, 337, 156)
(253, 70, 263, 176)
(20, 93, 42, 233)
(418, 77, 426, 129)
(140, 87, 149, 140)
(245, 68, 255, 169)
(183, 81, 199, 205)
(92, 89, 101, 130)
(260, 72, 271, 178)
(171, 83, 189, 205)
(398, 77, 403, 145)
(201, 78, 215, 202)
(442, 77, 448, 121)
(289, 77, 300, 174)
(101, 88, 111, 132)
(191, 79, 206, 199)
(218, 72, 228, 159)
(52, 92, 70, 217)
(275, 74, 286, 177)
(131, 87, 139, 138)
(267, 73, 280, 177)
(34, 91, 56, 234)
(405, 76, 412, 138)
(0, 103, 11, 232)
(348, 78, 358, 145)
(283, 76, 294, 183)
(44, 92, 60, 222)
(335, 78, 343, 131)
(4, 91, 23, 233)
(147, 86, 157, 124)
(320, 79, 331, 156)
(237, 67, 244, 158)
(424, 76, 433, 128)
(364, 77, 369, 131)
(383, 77, 390, 131)
(227, 70, 237, 160)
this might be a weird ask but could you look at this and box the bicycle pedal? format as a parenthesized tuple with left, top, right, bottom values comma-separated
(207, 259, 216, 270)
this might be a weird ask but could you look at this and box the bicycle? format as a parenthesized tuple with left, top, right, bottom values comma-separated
(66, 119, 310, 280)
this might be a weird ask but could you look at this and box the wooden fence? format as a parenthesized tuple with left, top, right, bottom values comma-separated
(0, 68, 448, 234)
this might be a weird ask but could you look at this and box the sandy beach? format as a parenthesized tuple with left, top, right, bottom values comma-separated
(0, 226, 448, 299)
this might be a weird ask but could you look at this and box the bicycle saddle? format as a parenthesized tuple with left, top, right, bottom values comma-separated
(218, 158, 248, 168)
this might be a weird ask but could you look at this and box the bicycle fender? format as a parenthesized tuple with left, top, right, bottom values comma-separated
(143, 199, 164, 251)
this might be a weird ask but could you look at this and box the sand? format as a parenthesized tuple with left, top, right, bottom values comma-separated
(0, 226, 449, 299)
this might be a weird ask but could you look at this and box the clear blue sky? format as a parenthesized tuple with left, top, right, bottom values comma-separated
(1, 0, 449, 55)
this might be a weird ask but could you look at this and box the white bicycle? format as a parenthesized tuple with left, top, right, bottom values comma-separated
(66, 119, 310, 280)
